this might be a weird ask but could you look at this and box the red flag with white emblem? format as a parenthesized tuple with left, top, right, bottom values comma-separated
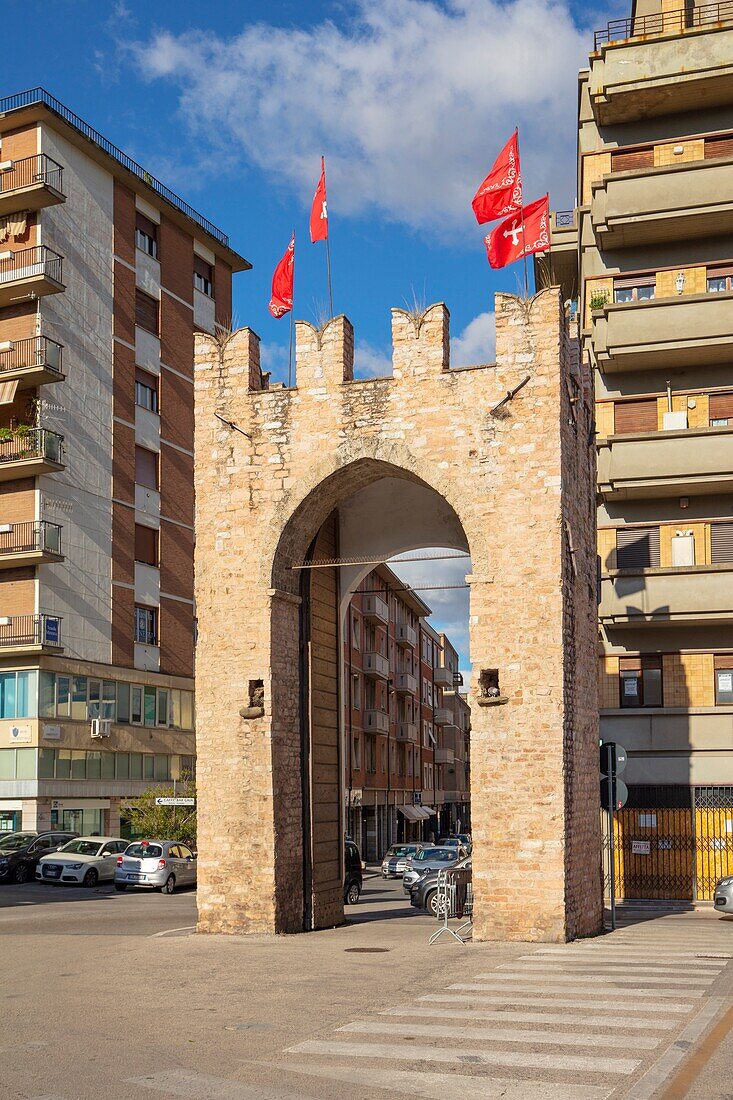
(268, 234, 294, 318)
(485, 195, 549, 269)
(472, 130, 522, 225)
(309, 157, 328, 243)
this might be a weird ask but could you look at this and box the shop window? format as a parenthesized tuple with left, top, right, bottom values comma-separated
(620, 660, 663, 708)
(135, 212, 158, 259)
(135, 288, 159, 335)
(135, 368, 158, 413)
(716, 668, 733, 705)
(135, 446, 158, 491)
(194, 255, 213, 297)
(135, 524, 158, 567)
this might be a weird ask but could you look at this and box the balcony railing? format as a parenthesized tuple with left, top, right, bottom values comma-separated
(362, 594, 389, 625)
(395, 672, 418, 695)
(0, 613, 61, 648)
(0, 335, 63, 378)
(364, 709, 390, 734)
(395, 622, 417, 648)
(595, 0, 733, 47)
(362, 651, 389, 679)
(0, 427, 64, 466)
(396, 721, 418, 743)
(0, 153, 63, 196)
(0, 245, 63, 286)
(554, 209, 576, 228)
(433, 666, 454, 689)
(0, 520, 61, 556)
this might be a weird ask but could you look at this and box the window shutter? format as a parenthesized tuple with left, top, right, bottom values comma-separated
(711, 523, 733, 564)
(613, 399, 658, 435)
(136, 212, 158, 238)
(194, 255, 213, 280)
(135, 289, 159, 335)
(611, 147, 654, 172)
(134, 446, 158, 490)
(616, 526, 660, 569)
(134, 524, 158, 566)
(709, 393, 733, 420)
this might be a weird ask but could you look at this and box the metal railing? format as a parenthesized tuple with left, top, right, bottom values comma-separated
(0, 427, 64, 465)
(0, 153, 63, 196)
(0, 89, 229, 247)
(0, 520, 61, 556)
(595, 0, 733, 47)
(0, 246, 63, 286)
(554, 209, 576, 228)
(0, 613, 61, 648)
(0, 335, 63, 377)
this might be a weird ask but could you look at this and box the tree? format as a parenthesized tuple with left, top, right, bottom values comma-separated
(122, 776, 196, 850)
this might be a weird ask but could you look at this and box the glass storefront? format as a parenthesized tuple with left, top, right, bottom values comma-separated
(50, 808, 103, 836)
(0, 810, 19, 832)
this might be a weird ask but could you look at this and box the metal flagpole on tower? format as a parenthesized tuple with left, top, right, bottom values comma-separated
(288, 229, 295, 388)
(325, 233, 334, 319)
(515, 129, 530, 297)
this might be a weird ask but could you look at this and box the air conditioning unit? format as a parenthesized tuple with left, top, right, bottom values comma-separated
(90, 718, 112, 739)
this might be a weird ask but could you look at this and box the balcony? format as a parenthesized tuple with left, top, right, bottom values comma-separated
(0, 521, 62, 569)
(591, 159, 733, 249)
(0, 246, 64, 307)
(0, 336, 64, 389)
(591, 7, 733, 125)
(534, 210, 578, 302)
(363, 709, 389, 734)
(0, 428, 64, 481)
(599, 565, 733, 627)
(590, 292, 733, 372)
(434, 707, 452, 726)
(395, 672, 418, 695)
(433, 666, 454, 689)
(435, 746, 455, 764)
(0, 154, 65, 216)
(0, 613, 62, 653)
(361, 593, 388, 625)
(598, 425, 733, 500)
(362, 651, 389, 679)
(396, 722, 418, 743)
(394, 622, 417, 648)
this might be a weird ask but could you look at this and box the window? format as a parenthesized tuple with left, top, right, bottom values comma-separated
(144, 685, 157, 725)
(364, 735, 377, 774)
(135, 368, 158, 413)
(157, 688, 169, 726)
(117, 682, 130, 724)
(614, 276, 656, 303)
(716, 667, 733, 705)
(352, 674, 361, 710)
(351, 614, 360, 648)
(352, 735, 361, 770)
(135, 524, 158, 567)
(135, 606, 158, 647)
(707, 267, 733, 294)
(71, 676, 88, 720)
(131, 686, 143, 724)
(616, 527, 660, 570)
(135, 212, 158, 259)
(135, 288, 159, 335)
(620, 659, 662, 708)
(0, 671, 34, 719)
(135, 446, 158, 490)
(194, 255, 213, 297)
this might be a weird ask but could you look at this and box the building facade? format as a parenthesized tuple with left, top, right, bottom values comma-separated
(0, 90, 247, 837)
(437, 633, 471, 836)
(344, 565, 469, 861)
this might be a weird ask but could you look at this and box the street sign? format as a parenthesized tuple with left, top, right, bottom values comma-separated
(600, 776, 628, 811)
(600, 741, 627, 776)
(155, 797, 195, 807)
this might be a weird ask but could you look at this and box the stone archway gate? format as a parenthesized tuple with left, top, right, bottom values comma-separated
(193, 288, 602, 942)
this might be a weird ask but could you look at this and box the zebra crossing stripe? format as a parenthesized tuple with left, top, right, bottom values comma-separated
(425, 992, 694, 1012)
(472, 971, 713, 987)
(500, 961, 721, 977)
(381, 1004, 677, 1030)
(529, 949, 726, 966)
(532, 947, 730, 961)
(338, 1018, 662, 1051)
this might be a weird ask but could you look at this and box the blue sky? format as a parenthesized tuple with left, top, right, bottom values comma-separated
(6, 0, 624, 669)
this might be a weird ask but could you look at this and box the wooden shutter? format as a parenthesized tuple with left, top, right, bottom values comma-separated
(134, 523, 158, 566)
(194, 255, 213, 281)
(616, 527, 660, 569)
(613, 399, 658, 435)
(711, 523, 733, 564)
(709, 393, 733, 420)
(611, 147, 654, 172)
(135, 212, 158, 239)
(135, 289, 159, 335)
(134, 446, 158, 490)
(705, 134, 733, 160)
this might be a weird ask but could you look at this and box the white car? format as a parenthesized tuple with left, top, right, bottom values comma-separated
(36, 837, 128, 887)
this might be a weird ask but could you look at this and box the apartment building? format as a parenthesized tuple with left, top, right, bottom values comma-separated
(437, 633, 470, 835)
(0, 89, 248, 838)
(344, 566, 469, 860)
(538, 2, 733, 824)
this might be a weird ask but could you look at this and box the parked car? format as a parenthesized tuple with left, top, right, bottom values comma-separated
(36, 837, 128, 887)
(0, 831, 78, 884)
(344, 839, 363, 904)
(714, 876, 733, 915)
(402, 845, 467, 892)
(411, 856, 472, 916)
(381, 843, 423, 878)
(115, 840, 197, 894)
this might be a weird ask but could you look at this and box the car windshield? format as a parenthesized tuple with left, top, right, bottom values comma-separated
(387, 846, 413, 858)
(0, 833, 35, 851)
(125, 843, 163, 859)
(414, 848, 449, 861)
(58, 840, 103, 857)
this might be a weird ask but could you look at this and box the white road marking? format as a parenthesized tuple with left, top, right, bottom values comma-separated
(530, 949, 726, 966)
(533, 947, 730, 962)
(339, 1018, 661, 1050)
(150, 925, 196, 938)
(126, 1068, 313, 1099)
(426, 991, 695, 1012)
(451, 981, 703, 998)
(288, 1062, 614, 1100)
(286, 1038, 641, 1075)
(382, 1004, 677, 1029)
(503, 960, 722, 976)
(473, 971, 713, 986)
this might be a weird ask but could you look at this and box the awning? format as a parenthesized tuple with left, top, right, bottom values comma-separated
(398, 805, 422, 822)
(421, 805, 437, 816)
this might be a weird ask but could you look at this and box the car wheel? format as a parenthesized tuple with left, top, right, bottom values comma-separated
(14, 863, 29, 885)
(83, 868, 98, 888)
(162, 874, 176, 895)
(114, 883, 127, 892)
(346, 881, 360, 905)
(426, 890, 440, 917)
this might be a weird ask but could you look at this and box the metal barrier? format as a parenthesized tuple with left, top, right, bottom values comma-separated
(428, 868, 473, 945)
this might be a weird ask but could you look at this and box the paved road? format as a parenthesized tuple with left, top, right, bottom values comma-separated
(3, 875, 733, 1098)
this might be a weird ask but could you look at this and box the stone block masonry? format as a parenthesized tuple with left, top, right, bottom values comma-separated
(193, 288, 602, 941)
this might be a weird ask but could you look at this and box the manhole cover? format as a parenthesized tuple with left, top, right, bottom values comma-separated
(344, 947, 390, 953)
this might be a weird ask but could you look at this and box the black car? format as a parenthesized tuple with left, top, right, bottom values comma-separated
(410, 856, 471, 916)
(0, 831, 78, 884)
(344, 839, 363, 905)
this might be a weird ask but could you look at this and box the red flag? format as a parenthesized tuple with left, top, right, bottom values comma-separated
(268, 234, 294, 318)
(309, 157, 328, 243)
(472, 130, 522, 225)
(485, 195, 549, 270)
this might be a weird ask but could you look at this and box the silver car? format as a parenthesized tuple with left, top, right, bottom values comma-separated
(115, 840, 197, 894)
(714, 876, 733, 914)
(381, 843, 423, 878)
(402, 845, 467, 892)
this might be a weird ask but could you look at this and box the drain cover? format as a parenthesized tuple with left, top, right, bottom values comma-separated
(344, 947, 390, 953)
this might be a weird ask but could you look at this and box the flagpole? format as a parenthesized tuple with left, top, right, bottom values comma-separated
(288, 228, 295, 388)
(325, 233, 334, 319)
(516, 128, 530, 298)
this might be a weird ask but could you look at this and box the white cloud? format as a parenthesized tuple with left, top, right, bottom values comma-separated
(131, 0, 588, 228)
(389, 550, 471, 675)
(354, 341, 393, 378)
(450, 310, 495, 367)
